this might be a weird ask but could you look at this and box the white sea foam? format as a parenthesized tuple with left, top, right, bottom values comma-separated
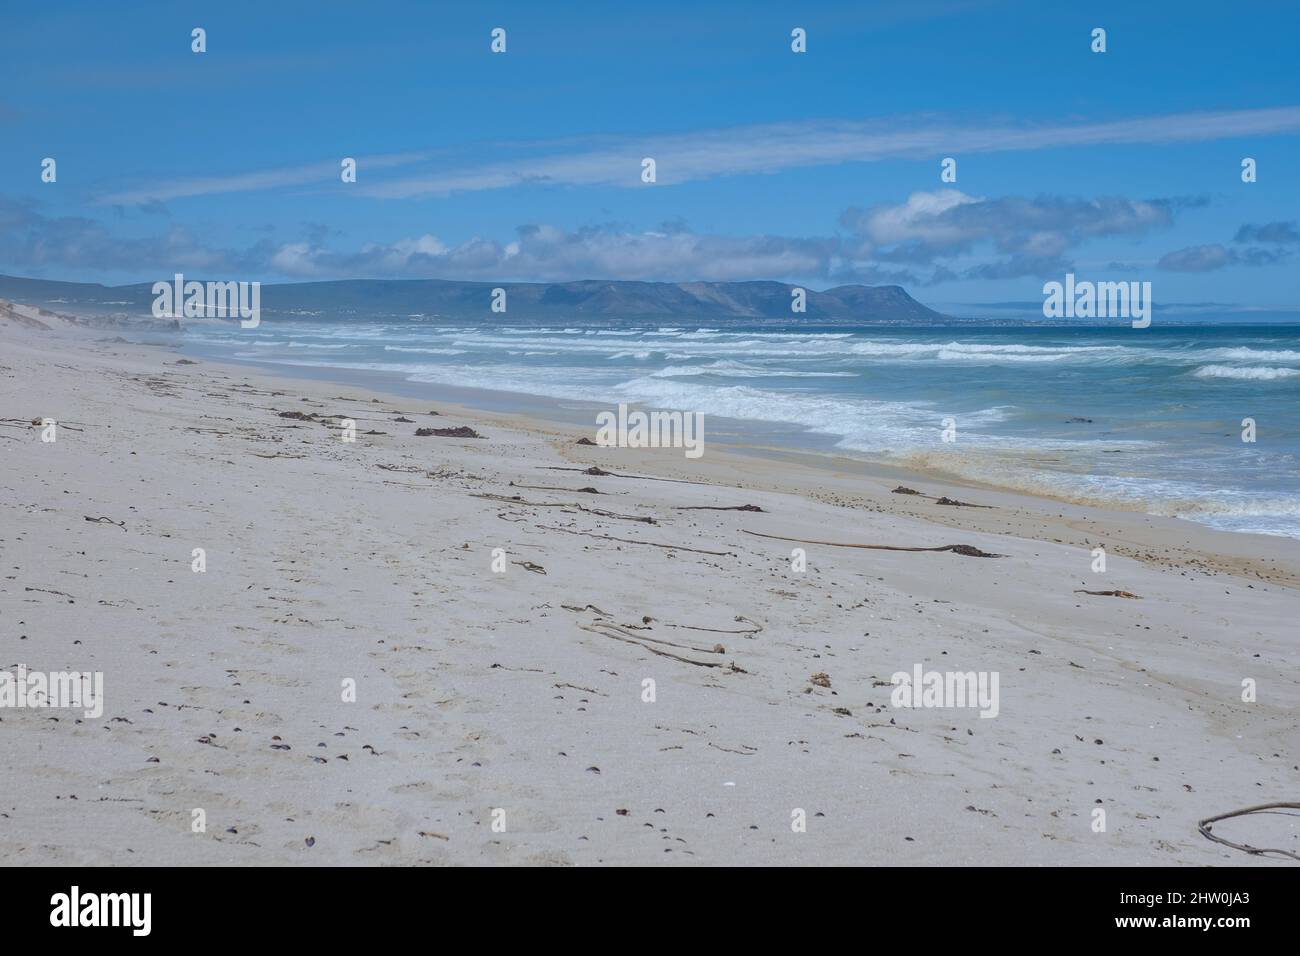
(1207, 347, 1300, 362)
(383, 345, 468, 355)
(1193, 364, 1300, 381)
(188, 321, 1300, 539)
(650, 360, 854, 379)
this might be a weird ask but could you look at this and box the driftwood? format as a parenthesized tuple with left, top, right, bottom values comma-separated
(511, 560, 547, 574)
(742, 529, 1002, 558)
(1074, 589, 1142, 599)
(1197, 803, 1300, 861)
(541, 525, 733, 556)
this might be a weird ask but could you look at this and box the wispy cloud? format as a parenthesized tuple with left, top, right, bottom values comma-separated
(99, 152, 432, 205)
(93, 106, 1300, 206)
(359, 106, 1300, 199)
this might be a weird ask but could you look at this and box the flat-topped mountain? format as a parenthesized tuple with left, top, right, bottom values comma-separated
(0, 274, 951, 324)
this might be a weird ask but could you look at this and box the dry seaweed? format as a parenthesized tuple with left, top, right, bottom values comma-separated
(1197, 803, 1300, 861)
(83, 515, 127, 531)
(542, 525, 733, 556)
(416, 426, 483, 438)
(742, 529, 1002, 558)
(674, 504, 765, 512)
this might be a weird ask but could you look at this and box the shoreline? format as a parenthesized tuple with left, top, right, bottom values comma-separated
(178, 335, 1300, 588)
(2, 319, 1297, 866)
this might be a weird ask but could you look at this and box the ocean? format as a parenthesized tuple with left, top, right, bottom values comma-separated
(185, 321, 1300, 539)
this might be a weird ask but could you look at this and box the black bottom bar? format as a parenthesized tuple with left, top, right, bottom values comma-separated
(6, 865, 1290, 940)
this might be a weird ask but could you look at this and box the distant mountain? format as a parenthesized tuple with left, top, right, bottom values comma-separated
(0, 274, 952, 324)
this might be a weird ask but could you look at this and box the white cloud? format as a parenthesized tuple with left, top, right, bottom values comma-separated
(842, 190, 1187, 275)
(360, 106, 1300, 199)
(94, 107, 1300, 204)
(99, 152, 432, 205)
(857, 189, 980, 246)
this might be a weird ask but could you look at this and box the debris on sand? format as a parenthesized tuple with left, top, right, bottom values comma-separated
(415, 426, 484, 439)
(891, 487, 993, 508)
(578, 621, 747, 672)
(810, 672, 832, 688)
(544, 525, 733, 556)
(1197, 802, 1300, 861)
(83, 515, 127, 531)
(944, 544, 1001, 557)
(540, 465, 710, 485)
(1074, 589, 1142, 599)
(471, 493, 655, 524)
(743, 530, 1002, 558)
(509, 481, 604, 494)
(675, 504, 765, 512)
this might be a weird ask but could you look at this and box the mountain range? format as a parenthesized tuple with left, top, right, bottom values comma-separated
(0, 274, 952, 324)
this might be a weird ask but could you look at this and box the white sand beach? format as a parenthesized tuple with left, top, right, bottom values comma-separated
(1, 308, 1297, 866)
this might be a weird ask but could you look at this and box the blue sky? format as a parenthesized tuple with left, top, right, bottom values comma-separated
(2, 0, 1298, 314)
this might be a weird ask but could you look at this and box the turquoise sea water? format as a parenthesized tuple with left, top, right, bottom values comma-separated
(186, 321, 1300, 539)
